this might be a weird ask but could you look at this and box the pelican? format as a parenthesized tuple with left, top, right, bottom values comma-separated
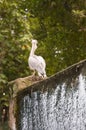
(28, 39, 47, 78)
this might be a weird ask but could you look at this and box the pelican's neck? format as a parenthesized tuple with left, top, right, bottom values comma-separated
(30, 44, 36, 56)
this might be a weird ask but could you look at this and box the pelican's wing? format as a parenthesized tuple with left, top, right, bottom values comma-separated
(28, 55, 46, 76)
(34, 56, 46, 75)
(28, 55, 44, 69)
(35, 55, 46, 68)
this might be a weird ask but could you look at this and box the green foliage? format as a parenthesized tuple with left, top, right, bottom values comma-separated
(0, 73, 8, 108)
(27, 0, 86, 75)
(0, 0, 32, 109)
(0, 0, 86, 108)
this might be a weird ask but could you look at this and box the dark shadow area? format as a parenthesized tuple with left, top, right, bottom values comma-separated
(0, 106, 9, 130)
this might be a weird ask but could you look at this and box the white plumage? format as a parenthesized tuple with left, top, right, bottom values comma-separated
(28, 39, 47, 78)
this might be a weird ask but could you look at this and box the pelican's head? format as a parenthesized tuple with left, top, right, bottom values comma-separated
(31, 39, 38, 50)
(32, 39, 38, 44)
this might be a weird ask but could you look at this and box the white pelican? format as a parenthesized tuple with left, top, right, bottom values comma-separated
(28, 39, 47, 78)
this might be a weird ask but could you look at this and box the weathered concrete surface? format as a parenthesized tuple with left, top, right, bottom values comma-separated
(8, 75, 43, 98)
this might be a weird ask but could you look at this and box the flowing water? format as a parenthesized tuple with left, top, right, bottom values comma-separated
(17, 62, 86, 130)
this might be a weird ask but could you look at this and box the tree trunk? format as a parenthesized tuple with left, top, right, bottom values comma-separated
(8, 99, 16, 130)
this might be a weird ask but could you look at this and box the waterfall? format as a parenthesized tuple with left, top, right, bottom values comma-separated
(17, 60, 86, 130)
